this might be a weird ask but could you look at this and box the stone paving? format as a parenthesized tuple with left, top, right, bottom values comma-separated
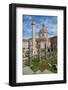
(23, 66, 52, 75)
(23, 66, 34, 75)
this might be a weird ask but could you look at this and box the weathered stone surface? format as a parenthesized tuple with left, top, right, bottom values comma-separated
(42, 69, 52, 74)
(23, 66, 34, 75)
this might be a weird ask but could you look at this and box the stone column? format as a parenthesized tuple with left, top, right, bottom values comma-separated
(32, 21, 36, 56)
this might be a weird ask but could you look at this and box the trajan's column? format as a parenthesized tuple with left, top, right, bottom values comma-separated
(32, 21, 36, 56)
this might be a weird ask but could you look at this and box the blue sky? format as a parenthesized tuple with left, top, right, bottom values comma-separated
(23, 15, 57, 39)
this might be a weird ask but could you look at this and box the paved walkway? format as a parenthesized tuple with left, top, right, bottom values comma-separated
(23, 66, 52, 75)
(23, 66, 34, 75)
(42, 69, 52, 74)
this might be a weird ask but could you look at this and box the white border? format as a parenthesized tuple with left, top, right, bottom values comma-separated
(16, 7, 64, 83)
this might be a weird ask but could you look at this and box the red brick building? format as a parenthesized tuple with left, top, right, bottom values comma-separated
(50, 36, 57, 51)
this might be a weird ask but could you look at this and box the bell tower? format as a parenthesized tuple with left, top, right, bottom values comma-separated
(40, 24, 48, 39)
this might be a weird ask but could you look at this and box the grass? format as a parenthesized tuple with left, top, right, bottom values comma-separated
(31, 57, 40, 72)
(39, 60, 49, 72)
